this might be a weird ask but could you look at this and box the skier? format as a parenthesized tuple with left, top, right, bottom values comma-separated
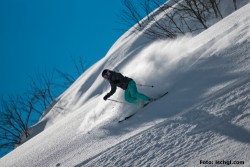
(102, 69, 151, 106)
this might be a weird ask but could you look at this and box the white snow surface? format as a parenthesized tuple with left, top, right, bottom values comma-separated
(1, 2, 250, 167)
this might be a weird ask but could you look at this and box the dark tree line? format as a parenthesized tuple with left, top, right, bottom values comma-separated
(0, 56, 85, 156)
(118, 0, 241, 39)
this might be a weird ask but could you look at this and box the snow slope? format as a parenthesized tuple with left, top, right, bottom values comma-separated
(1, 2, 250, 167)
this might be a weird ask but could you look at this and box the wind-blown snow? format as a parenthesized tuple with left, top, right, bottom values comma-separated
(1, 2, 250, 167)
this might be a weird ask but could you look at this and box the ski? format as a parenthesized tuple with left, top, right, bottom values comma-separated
(118, 91, 168, 123)
(118, 113, 136, 123)
(155, 91, 168, 100)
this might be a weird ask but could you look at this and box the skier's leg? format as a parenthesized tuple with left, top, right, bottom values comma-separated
(124, 88, 137, 104)
(128, 80, 150, 102)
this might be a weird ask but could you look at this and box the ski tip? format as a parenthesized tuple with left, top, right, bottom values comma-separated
(118, 120, 125, 123)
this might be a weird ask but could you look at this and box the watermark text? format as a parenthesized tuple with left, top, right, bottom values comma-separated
(200, 160, 244, 165)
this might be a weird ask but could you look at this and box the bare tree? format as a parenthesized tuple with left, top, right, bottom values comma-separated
(18, 93, 43, 117)
(54, 68, 75, 89)
(0, 95, 32, 152)
(117, 0, 177, 39)
(233, 0, 237, 10)
(0, 55, 86, 156)
(117, 0, 147, 32)
(0, 70, 60, 154)
(118, 0, 224, 39)
(209, 0, 223, 18)
(55, 55, 86, 89)
(0, 53, 87, 156)
(71, 56, 86, 76)
(144, 0, 189, 38)
(26, 69, 58, 114)
(165, 0, 210, 29)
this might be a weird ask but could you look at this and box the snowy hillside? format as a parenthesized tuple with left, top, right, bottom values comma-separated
(1, 1, 250, 167)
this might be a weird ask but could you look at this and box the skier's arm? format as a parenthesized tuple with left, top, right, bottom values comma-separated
(104, 82, 117, 99)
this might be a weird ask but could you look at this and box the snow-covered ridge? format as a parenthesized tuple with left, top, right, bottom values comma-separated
(1, 1, 250, 167)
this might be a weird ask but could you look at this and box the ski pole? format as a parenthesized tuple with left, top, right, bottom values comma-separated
(107, 99, 131, 105)
(137, 84, 154, 88)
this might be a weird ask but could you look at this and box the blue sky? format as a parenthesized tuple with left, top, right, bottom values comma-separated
(0, 0, 125, 96)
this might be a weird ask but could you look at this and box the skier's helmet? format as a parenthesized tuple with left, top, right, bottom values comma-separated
(102, 69, 110, 79)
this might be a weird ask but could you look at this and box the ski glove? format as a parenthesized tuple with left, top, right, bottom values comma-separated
(103, 95, 109, 101)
